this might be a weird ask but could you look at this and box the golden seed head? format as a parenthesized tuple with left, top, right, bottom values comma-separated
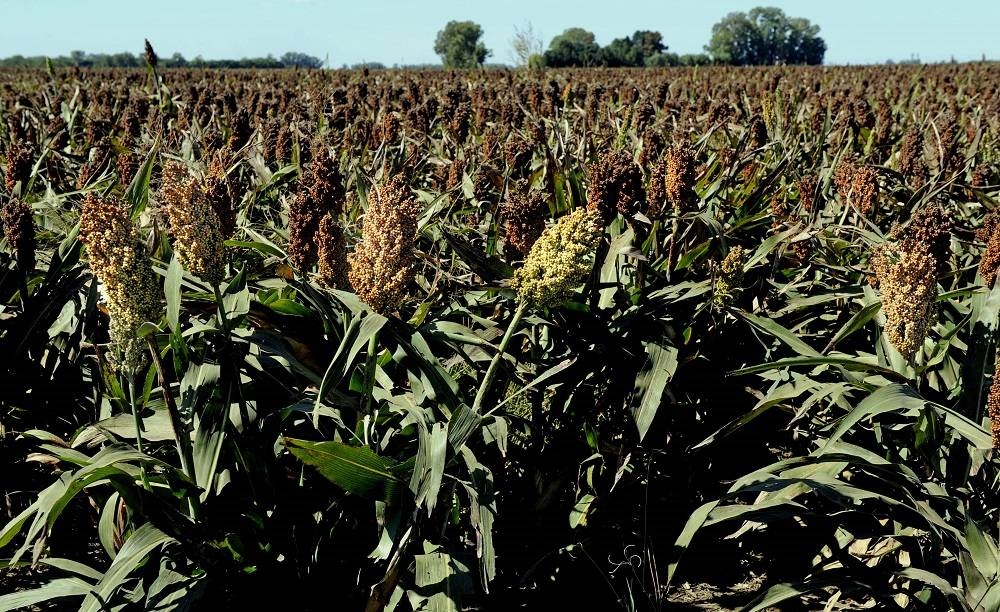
(160, 161, 226, 286)
(713, 246, 745, 308)
(511, 207, 603, 309)
(79, 194, 161, 373)
(347, 175, 423, 314)
(871, 240, 937, 361)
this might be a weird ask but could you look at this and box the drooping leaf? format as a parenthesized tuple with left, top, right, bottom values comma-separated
(0, 577, 93, 611)
(80, 523, 176, 612)
(283, 437, 405, 502)
(632, 342, 677, 441)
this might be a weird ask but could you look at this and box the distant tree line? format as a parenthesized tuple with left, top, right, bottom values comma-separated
(437, 6, 825, 69)
(0, 6, 824, 71)
(0, 50, 324, 69)
(540, 28, 712, 68)
(539, 8, 823, 68)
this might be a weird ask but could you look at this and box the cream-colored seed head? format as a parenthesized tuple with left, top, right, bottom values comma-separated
(79, 195, 161, 373)
(511, 207, 602, 309)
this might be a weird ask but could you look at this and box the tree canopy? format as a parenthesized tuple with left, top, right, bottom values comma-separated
(705, 6, 825, 66)
(543, 28, 603, 68)
(603, 30, 668, 67)
(434, 20, 491, 69)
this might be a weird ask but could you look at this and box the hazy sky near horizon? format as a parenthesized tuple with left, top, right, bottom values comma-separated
(0, 0, 997, 66)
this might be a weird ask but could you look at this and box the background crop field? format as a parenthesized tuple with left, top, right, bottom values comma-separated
(1, 63, 1000, 610)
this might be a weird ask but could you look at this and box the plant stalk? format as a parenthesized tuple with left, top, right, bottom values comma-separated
(213, 285, 231, 332)
(362, 330, 379, 417)
(472, 301, 528, 414)
(129, 374, 151, 491)
(146, 335, 200, 519)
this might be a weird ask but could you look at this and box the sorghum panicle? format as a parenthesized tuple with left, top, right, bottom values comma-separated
(1, 198, 36, 272)
(288, 143, 347, 274)
(890, 204, 952, 275)
(713, 246, 745, 308)
(347, 175, 423, 314)
(871, 241, 937, 361)
(665, 141, 697, 214)
(203, 149, 238, 239)
(898, 129, 928, 188)
(317, 213, 348, 289)
(511, 207, 603, 309)
(143, 39, 158, 68)
(587, 150, 645, 223)
(797, 176, 818, 212)
(4, 137, 33, 195)
(502, 180, 548, 260)
(160, 161, 226, 285)
(79, 194, 161, 373)
(978, 212, 1000, 286)
(988, 358, 1000, 448)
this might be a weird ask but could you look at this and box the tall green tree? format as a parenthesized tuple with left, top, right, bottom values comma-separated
(543, 27, 603, 67)
(603, 30, 668, 67)
(434, 20, 491, 69)
(705, 7, 825, 66)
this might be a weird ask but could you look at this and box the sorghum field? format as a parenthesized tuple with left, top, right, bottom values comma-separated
(2, 61, 1000, 611)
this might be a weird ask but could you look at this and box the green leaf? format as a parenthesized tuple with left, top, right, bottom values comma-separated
(0, 578, 93, 611)
(569, 494, 596, 528)
(40, 558, 103, 581)
(962, 278, 1000, 424)
(897, 568, 971, 611)
(736, 310, 819, 357)
(165, 254, 183, 332)
(980, 581, 1000, 612)
(743, 581, 829, 612)
(266, 298, 312, 317)
(98, 493, 120, 558)
(283, 437, 404, 501)
(674, 238, 711, 272)
(823, 301, 882, 354)
(124, 142, 158, 218)
(731, 355, 907, 380)
(446, 403, 481, 452)
(314, 312, 387, 422)
(224, 239, 285, 258)
(632, 342, 677, 441)
(966, 518, 999, 580)
(80, 523, 176, 612)
(821, 384, 926, 452)
(146, 561, 206, 611)
(410, 422, 448, 513)
(666, 500, 720, 587)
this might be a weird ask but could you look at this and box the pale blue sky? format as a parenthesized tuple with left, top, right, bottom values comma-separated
(0, 0, 997, 66)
